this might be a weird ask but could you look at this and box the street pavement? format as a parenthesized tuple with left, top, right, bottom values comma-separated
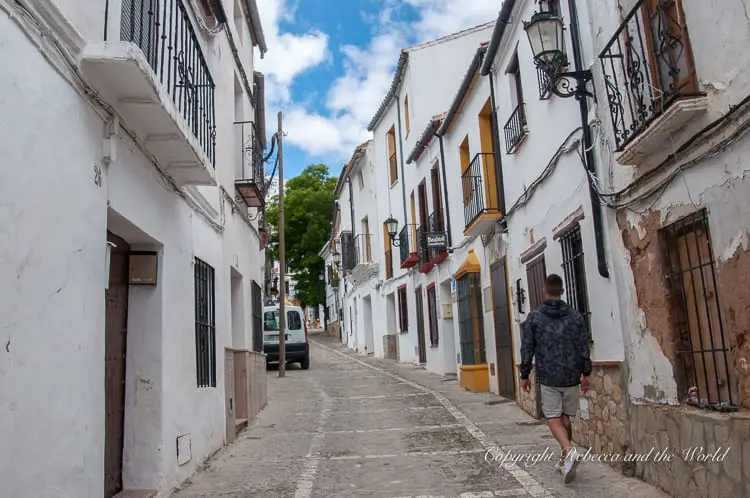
(171, 333, 667, 498)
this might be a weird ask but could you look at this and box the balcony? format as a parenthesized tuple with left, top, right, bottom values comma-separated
(234, 121, 266, 208)
(462, 153, 502, 237)
(80, 0, 217, 186)
(503, 103, 528, 154)
(599, 0, 706, 165)
(417, 212, 449, 273)
(354, 234, 374, 266)
(398, 225, 419, 269)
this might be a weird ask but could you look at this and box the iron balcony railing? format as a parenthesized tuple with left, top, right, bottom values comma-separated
(462, 152, 499, 229)
(118, 0, 217, 165)
(503, 103, 527, 154)
(598, 0, 701, 152)
(354, 234, 374, 265)
(234, 120, 266, 199)
(398, 224, 417, 264)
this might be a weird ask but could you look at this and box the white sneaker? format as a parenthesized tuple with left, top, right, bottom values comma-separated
(554, 459, 563, 473)
(561, 448, 581, 483)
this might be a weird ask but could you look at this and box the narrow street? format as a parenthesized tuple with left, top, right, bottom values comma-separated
(171, 333, 665, 498)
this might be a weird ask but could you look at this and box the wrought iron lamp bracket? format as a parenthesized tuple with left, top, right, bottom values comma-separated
(535, 52, 593, 101)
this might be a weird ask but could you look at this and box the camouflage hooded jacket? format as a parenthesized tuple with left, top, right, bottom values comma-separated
(520, 299, 592, 388)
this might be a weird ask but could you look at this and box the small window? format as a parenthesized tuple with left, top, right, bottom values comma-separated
(358, 170, 365, 190)
(263, 310, 303, 331)
(387, 126, 398, 185)
(194, 258, 216, 388)
(404, 95, 410, 134)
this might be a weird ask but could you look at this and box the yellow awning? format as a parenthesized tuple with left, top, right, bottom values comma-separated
(454, 248, 481, 280)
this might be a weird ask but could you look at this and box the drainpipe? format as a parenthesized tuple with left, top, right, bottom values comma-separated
(395, 94, 409, 226)
(567, 0, 609, 279)
(347, 178, 355, 237)
(437, 134, 453, 248)
(487, 73, 507, 231)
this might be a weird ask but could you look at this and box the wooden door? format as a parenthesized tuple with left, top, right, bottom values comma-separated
(418, 182, 428, 228)
(104, 232, 130, 497)
(415, 286, 427, 364)
(491, 258, 516, 399)
(430, 167, 443, 228)
(426, 285, 439, 347)
(643, 0, 698, 98)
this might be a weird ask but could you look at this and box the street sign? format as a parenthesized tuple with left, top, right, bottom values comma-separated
(426, 232, 447, 249)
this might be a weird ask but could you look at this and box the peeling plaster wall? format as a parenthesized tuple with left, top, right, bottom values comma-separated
(586, 0, 750, 406)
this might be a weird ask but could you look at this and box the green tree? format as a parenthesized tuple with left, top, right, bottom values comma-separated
(265, 164, 337, 307)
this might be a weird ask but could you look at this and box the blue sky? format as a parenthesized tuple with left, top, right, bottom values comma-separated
(254, 0, 500, 180)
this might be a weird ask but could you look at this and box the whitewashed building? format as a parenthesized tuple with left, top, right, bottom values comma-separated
(0, 0, 269, 497)
(367, 23, 496, 372)
(584, 0, 750, 493)
(331, 141, 380, 355)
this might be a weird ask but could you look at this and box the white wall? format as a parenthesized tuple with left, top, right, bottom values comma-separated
(0, 0, 265, 496)
(370, 25, 496, 370)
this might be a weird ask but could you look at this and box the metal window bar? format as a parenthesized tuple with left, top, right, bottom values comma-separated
(537, 66, 552, 100)
(354, 234, 373, 265)
(559, 226, 592, 342)
(457, 274, 486, 365)
(525, 255, 547, 312)
(598, 0, 701, 152)
(662, 210, 737, 410)
(194, 257, 216, 387)
(234, 120, 265, 197)
(251, 281, 263, 352)
(416, 225, 427, 266)
(118, 0, 217, 165)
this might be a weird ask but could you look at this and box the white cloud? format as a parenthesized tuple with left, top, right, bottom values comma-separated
(254, 0, 329, 103)
(256, 0, 499, 162)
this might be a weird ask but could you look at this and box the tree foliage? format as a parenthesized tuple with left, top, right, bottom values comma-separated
(265, 164, 337, 307)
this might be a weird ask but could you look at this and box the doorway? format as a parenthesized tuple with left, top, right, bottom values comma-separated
(105, 231, 130, 497)
(491, 258, 516, 399)
(415, 286, 427, 364)
(363, 295, 374, 355)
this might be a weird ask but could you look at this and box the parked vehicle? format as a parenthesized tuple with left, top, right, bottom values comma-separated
(263, 305, 310, 369)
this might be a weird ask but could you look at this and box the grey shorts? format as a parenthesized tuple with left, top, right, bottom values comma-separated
(540, 384, 580, 419)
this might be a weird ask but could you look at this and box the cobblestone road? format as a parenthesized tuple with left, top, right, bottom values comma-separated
(172, 334, 667, 498)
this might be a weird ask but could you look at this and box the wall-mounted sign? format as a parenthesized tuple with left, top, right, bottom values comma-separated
(426, 232, 447, 249)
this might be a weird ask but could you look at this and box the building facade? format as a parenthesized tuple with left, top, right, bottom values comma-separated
(0, 0, 269, 496)
(586, 0, 750, 494)
(321, 0, 750, 495)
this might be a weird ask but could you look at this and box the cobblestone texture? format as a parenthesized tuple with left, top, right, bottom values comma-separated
(171, 333, 667, 498)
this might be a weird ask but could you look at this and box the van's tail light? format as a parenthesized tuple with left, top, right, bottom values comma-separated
(304, 319, 309, 342)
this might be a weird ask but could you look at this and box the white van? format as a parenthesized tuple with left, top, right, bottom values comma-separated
(263, 305, 310, 369)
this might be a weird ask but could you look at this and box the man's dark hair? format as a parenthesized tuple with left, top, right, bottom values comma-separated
(545, 274, 564, 297)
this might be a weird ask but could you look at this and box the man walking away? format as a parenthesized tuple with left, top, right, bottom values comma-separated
(520, 274, 591, 483)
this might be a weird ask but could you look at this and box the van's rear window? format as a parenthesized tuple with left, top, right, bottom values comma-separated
(264, 310, 302, 331)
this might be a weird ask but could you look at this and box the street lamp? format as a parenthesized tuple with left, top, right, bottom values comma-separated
(384, 215, 400, 246)
(332, 250, 341, 269)
(523, 0, 609, 279)
(523, 10, 592, 100)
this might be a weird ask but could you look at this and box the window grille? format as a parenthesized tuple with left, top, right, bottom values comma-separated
(194, 258, 216, 388)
